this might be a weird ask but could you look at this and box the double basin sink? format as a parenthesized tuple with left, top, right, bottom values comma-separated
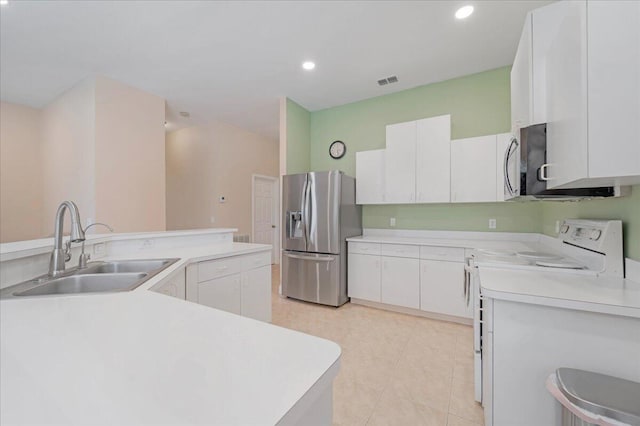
(1, 259, 179, 299)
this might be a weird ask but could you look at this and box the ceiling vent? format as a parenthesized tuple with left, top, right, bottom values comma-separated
(378, 75, 399, 86)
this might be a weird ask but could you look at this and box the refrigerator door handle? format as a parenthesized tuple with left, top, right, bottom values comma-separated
(303, 178, 311, 247)
(283, 252, 335, 262)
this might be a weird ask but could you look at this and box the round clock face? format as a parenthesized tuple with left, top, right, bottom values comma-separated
(329, 140, 346, 159)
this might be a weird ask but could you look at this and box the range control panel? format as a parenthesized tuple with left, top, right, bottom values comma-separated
(559, 219, 622, 254)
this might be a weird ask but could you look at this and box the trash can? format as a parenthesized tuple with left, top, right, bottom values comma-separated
(546, 368, 640, 426)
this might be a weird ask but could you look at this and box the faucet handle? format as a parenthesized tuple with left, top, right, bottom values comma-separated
(64, 240, 72, 262)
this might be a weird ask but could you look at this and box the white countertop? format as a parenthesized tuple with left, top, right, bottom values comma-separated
(346, 234, 540, 252)
(1, 235, 341, 425)
(479, 266, 640, 318)
(0, 291, 340, 425)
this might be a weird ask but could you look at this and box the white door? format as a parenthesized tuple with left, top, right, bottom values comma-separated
(416, 115, 451, 203)
(419, 259, 470, 318)
(380, 256, 420, 309)
(384, 120, 416, 203)
(450, 135, 497, 203)
(241, 265, 271, 322)
(252, 175, 277, 263)
(348, 253, 381, 302)
(511, 12, 532, 133)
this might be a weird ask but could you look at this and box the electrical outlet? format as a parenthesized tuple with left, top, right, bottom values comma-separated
(93, 242, 106, 257)
(489, 219, 497, 229)
(210, 216, 216, 224)
(390, 217, 396, 227)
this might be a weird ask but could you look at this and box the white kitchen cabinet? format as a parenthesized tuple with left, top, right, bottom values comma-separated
(384, 120, 416, 203)
(198, 273, 242, 314)
(495, 133, 512, 202)
(510, 12, 533, 133)
(241, 265, 271, 322)
(416, 115, 451, 203)
(420, 260, 470, 318)
(186, 250, 272, 321)
(380, 256, 419, 309)
(451, 135, 497, 203)
(151, 268, 186, 299)
(347, 253, 381, 302)
(513, 0, 640, 189)
(355, 149, 385, 204)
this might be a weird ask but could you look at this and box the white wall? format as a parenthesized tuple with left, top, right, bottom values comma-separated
(40, 78, 96, 236)
(94, 76, 166, 232)
(0, 102, 44, 242)
(166, 121, 278, 235)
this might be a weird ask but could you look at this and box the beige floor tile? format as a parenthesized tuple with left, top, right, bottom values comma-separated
(368, 391, 448, 426)
(448, 377, 484, 424)
(386, 358, 453, 412)
(447, 413, 483, 426)
(338, 345, 397, 391)
(333, 375, 382, 426)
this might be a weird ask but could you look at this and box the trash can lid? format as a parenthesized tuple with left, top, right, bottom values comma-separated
(556, 368, 640, 426)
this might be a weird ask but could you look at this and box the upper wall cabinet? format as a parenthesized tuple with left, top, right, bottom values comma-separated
(451, 135, 498, 203)
(513, 0, 640, 189)
(384, 120, 417, 203)
(416, 115, 451, 203)
(356, 114, 451, 205)
(355, 149, 385, 204)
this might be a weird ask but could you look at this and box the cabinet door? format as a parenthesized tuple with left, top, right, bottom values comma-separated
(241, 265, 272, 322)
(416, 115, 451, 203)
(356, 149, 385, 204)
(198, 273, 241, 315)
(587, 0, 640, 181)
(420, 260, 470, 318)
(495, 133, 512, 202)
(384, 121, 416, 203)
(511, 12, 533, 133)
(381, 256, 419, 309)
(545, 0, 588, 188)
(450, 135, 497, 203)
(152, 269, 186, 300)
(348, 253, 381, 302)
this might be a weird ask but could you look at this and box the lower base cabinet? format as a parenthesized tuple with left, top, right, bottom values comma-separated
(420, 259, 471, 318)
(187, 251, 272, 322)
(347, 253, 381, 301)
(381, 256, 420, 309)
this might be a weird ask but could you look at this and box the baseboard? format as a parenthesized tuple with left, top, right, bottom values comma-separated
(350, 298, 473, 326)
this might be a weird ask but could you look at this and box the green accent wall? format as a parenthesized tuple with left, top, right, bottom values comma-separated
(285, 98, 311, 174)
(541, 186, 640, 260)
(284, 66, 640, 260)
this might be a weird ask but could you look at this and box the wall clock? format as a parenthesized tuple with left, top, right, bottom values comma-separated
(329, 140, 346, 159)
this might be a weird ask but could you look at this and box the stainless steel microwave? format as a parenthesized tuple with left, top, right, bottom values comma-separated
(503, 124, 615, 200)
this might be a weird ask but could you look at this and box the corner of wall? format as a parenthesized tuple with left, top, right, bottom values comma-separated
(285, 98, 311, 174)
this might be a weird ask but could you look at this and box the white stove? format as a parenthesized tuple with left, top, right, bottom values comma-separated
(472, 219, 624, 277)
(470, 219, 624, 403)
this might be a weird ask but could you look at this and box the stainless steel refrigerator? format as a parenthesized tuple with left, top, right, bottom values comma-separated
(282, 171, 362, 307)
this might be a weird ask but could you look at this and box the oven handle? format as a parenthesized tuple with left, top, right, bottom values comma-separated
(464, 259, 474, 306)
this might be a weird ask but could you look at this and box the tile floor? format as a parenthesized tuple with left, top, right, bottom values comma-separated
(270, 266, 484, 426)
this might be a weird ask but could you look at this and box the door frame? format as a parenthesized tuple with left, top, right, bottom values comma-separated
(251, 174, 279, 264)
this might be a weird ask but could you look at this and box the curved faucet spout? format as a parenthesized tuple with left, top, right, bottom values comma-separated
(49, 201, 85, 276)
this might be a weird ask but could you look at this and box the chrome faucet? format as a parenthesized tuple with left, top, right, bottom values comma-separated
(78, 222, 114, 269)
(48, 201, 85, 277)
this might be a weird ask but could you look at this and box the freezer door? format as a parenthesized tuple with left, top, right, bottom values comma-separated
(282, 173, 308, 252)
(282, 251, 343, 306)
(307, 171, 341, 254)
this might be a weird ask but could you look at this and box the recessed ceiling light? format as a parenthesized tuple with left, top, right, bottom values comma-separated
(455, 5, 474, 19)
(0, 0, 9, 6)
(302, 61, 316, 71)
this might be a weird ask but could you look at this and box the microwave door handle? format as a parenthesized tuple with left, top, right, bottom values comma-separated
(504, 138, 518, 196)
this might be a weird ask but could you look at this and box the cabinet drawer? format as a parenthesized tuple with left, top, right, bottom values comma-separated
(348, 242, 381, 255)
(420, 246, 465, 262)
(381, 244, 419, 258)
(198, 256, 243, 282)
(242, 251, 271, 270)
